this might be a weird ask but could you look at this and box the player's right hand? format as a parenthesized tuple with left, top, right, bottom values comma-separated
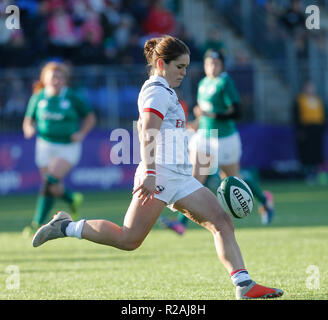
(23, 126, 36, 139)
(193, 105, 204, 118)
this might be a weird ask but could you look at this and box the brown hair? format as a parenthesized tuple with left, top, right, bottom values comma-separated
(144, 35, 190, 74)
(33, 61, 70, 94)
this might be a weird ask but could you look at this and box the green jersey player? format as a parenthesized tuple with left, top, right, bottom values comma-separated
(22, 62, 96, 236)
(188, 49, 275, 225)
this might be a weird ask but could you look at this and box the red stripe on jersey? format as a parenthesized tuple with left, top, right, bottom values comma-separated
(143, 108, 164, 120)
(179, 99, 189, 121)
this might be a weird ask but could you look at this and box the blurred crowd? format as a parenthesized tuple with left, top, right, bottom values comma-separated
(0, 0, 326, 180)
(0, 0, 258, 132)
(255, 0, 326, 59)
(0, 0, 326, 69)
(0, 0, 206, 68)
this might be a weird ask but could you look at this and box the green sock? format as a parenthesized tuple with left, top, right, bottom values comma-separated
(32, 195, 55, 225)
(204, 171, 222, 194)
(61, 187, 74, 204)
(243, 177, 266, 205)
(177, 212, 188, 226)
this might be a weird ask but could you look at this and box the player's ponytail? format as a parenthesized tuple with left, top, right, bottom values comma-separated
(144, 38, 161, 73)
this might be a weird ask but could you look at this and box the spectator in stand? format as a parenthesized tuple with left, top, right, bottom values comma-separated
(47, 0, 80, 58)
(120, 32, 144, 65)
(75, 29, 106, 65)
(102, 0, 122, 32)
(19, 0, 49, 64)
(87, 0, 106, 12)
(0, 0, 188, 69)
(280, 0, 306, 35)
(256, 0, 281, 16)
(114, 13, 134, 51)
(125, 0, 150, 29)
(3, 76, 27, 118)
(264, 0, 282, 17)
(2, 29, 36, 68)
(0, 10, 12, 46)
(280, 0, 308, 59)
(177, 25, 202, 62)
(293, 81, 327, 183)
(143, 0, 177, 36)
(16, 0, 40, 15)
(80, 10, 104, 46)
(70, 0, 89, 26)
(1, 2, 41, 68)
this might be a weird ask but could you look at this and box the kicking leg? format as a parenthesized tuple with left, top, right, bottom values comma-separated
(82, 196, 166, 250)
(174, 187, 244, 272)
(173, 186, 283, 299)
(32, 196, 166, 251)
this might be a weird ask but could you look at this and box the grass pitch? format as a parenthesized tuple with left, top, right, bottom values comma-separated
(0, 181, 327, 300)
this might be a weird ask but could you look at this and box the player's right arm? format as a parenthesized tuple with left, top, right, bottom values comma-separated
(23, 117, 36, 139)
(22, 94, 38, 139)
(132, 111, 162, 206)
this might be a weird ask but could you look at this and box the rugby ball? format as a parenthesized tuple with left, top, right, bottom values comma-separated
(217, 176, 254, 219)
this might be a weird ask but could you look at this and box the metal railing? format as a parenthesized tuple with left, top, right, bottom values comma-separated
(0, 63, 259, 133)
(0, 60, 322, 133)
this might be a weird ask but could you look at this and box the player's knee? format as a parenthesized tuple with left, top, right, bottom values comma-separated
(210, 207, 235, 235)
(40, 181, 52, 196)
(121, 239, 143, 251)
(48, 183, 63, 197)
(41, 174, 61, 196)
(118, 226, 145, 251)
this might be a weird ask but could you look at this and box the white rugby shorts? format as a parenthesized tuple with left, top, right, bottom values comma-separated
(133, 163, 203, 212)
(189, 131, 242, 168)
(35, 137, 82, 168)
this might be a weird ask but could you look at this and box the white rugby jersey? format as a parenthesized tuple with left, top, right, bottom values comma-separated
(138, 75, 193, 175)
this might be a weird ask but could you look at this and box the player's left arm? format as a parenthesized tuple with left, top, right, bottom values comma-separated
(71, 92, 97, 142)
(215, 77, 241, 120)
(215, 102, 241, 120)
(202, 99, 241, 120)
(71, 112, 96, 142)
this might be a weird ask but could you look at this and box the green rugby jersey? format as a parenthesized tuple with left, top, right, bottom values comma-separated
(197, 72, 240, 138)
(25, 87, 92, 143)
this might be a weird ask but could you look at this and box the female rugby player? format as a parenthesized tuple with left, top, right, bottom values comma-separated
(23, 62, 96, 235)
(32, 37, 282, 299)
(189, 49, 275, 225)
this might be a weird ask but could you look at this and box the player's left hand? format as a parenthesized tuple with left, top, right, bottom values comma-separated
(71, 132, 85, 142)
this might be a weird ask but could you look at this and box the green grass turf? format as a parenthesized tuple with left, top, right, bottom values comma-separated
(0, 181, 327, 300)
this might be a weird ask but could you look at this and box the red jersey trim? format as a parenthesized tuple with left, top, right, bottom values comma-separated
(143, 108, 164, 120)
